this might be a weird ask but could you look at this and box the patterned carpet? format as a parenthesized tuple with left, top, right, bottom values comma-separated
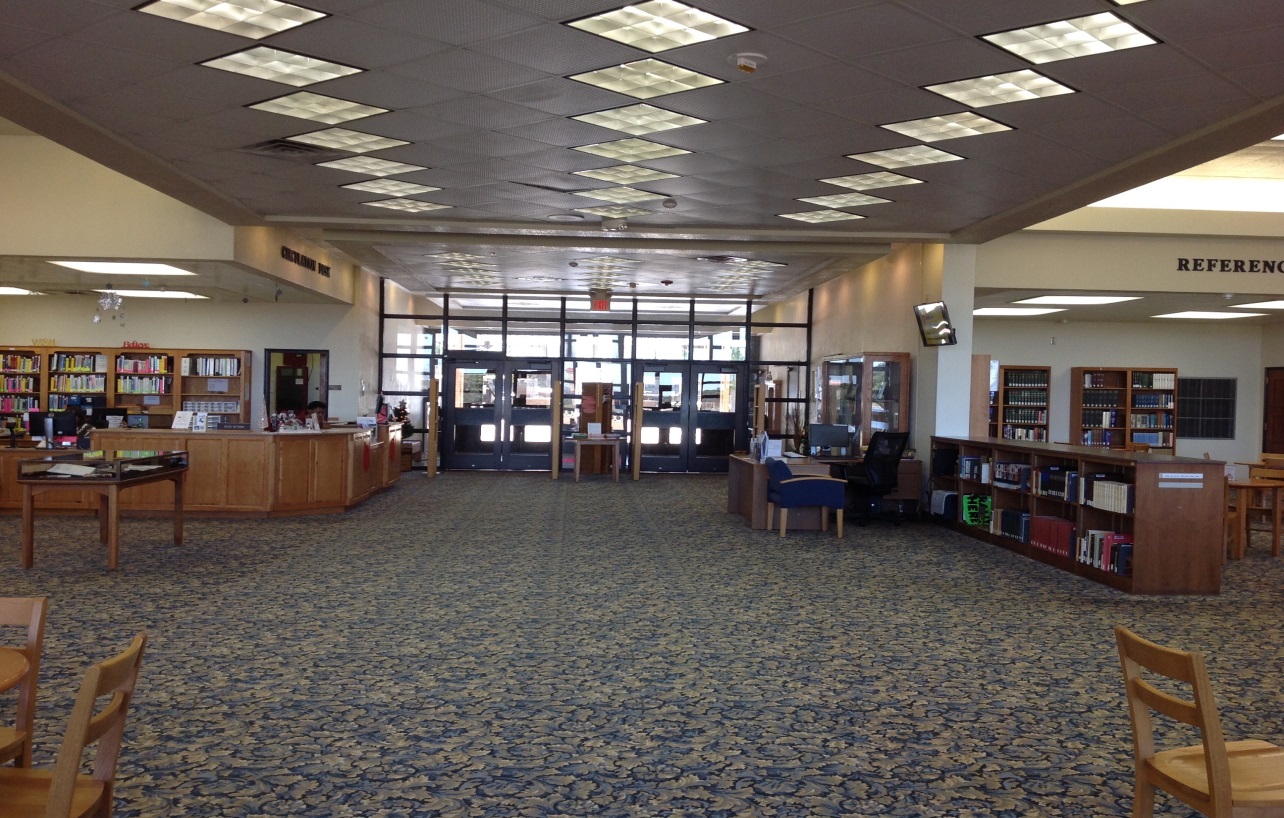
(0, 471, 1280, 817)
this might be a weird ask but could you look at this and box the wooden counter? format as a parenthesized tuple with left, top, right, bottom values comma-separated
(0, 424, 402, 517)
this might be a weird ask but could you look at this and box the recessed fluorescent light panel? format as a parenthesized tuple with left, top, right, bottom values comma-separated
(287, 128, 407, 153)
(974, 307, 1065, 316)
(570, 59, 722, 99)
(1015, 295, 1141, 305)
(566, 1, 749, 54)
(575, 206, 652, 218)
(94, 289, 208, 299)
(0, 287, 38, 295)
(1234, 301, 1284, 310)
(847, 146, 961, 169)
(574, 165, 678, 184)
(316, 156, 426, 176)
(779, 210, 865, 223)
(1154, 311, 1266, 320)
(820, 172, 923, 191)
(578, 256, 642, 266)
(201, 47, 361, 87)
(573, 104, 705, 136)
(341, 179, 440, 196)
(925, 70, 1074, 107)
(797, 192, 890, 208)
(573, 187, 666, 203)
(882, 112, 1011, 142)
(573, 139, 690, 161)
(362, 199, 450, 212)
(249, 92, 387, 124)
(136, 0, 325, 39)
(426, 253, 490, 262)
(983, 13, 1158, 65)
(51, 261, 195, 276)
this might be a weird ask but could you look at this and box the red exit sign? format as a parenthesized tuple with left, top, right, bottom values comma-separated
(591, 298, 610, 311)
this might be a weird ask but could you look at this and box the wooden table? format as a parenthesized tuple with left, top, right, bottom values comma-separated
(1228, 478, 1284, 559)
(19, 457, 188, 570)
(0, 647, 28, 691)
(572, 437, 622, 482)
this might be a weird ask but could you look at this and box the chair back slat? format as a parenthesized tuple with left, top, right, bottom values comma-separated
(0, 596, 47, 767)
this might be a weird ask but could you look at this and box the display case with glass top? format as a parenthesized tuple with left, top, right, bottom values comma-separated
(18, 450, 188, 480)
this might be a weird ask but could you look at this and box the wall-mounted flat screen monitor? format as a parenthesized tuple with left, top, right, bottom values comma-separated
(914, 301, 958, 347)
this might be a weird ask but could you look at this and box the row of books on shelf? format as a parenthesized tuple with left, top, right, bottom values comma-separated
(1130, 412, 1173, 428)
(116, 377, 170, 394)
(1081, 429, 1117, 447)
(1, 355, 39, 372)
(1082, 409, 1121, 428)
(182, 400, 240, 413)
(49, 353, 108, 373)
(962, 461, 1137, 512)
(989, 508, 1134, 576)
(114, 355, 171, 374)
(182, 357, 242, 377)
(1004, 372, 1049, 387)
(1081, 389, 1124, 407)
(1131, 431, 1174, 448)
(49, 375, 106, 392)
(0, 397, 39, 412)
(1079, 530, 1133, 575)
(1133, 394, 1174, 408)
(1, 376, 37, 392)
(1002, 426, 1047, 442)
(1003, 388, 1048, 406)
(1003, 408, 1047, 424)
(1132, 372, 1175, 389)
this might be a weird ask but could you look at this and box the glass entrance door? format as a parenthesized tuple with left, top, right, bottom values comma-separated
(638, 364, 742, 472)
(443, 357, 554, 470)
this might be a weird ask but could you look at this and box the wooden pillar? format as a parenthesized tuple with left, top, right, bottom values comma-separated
(426, 378, 439, 478)
(632, 382, 644, 480)
(551, 381, 562, 479)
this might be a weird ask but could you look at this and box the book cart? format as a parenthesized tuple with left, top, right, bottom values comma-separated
(1070, 367, 1177, 451)
(930, 436, 1223, 594)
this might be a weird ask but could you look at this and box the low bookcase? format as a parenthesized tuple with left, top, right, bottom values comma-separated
(930, 436, 1222, 595)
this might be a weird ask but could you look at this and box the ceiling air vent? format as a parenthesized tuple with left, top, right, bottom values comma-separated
(238, 139, 348, 162)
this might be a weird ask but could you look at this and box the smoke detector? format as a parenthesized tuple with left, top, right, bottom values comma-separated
(728, 52, 766, 74)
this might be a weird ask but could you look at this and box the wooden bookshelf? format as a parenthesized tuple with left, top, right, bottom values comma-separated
(996, 365, 1050, 442)
(930, 436, 1221, 595)
(114, 350, 176, 419)
(46, 349, 109, 411)
(0, 349, 42, 424)
(1071, 367, 1177, 451)
(179, 351, 252, 426)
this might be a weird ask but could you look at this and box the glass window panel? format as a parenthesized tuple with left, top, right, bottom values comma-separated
(453, 367, 497, 408)
(752, 325, 808, 362)
(822, 358, 861, 427)
(506, 322, 561, 357)
(512, 369, 552, 407)
(641, 370, 683, 410)
(871, 358, 903, 434)
(381, 356, 435, 393)
(693, 325, 746, 361)
(447, 295, 503, 315)
(382, 317, 441, 354)
(696, 371, 736, 412)
(568, 330, 631, 359)
(447, 321, 503, 352)
(506, 297, 564, 320)
(635, 299, 692, 320)
(566, 298, 633, 320)
(636, 326, 691, 360)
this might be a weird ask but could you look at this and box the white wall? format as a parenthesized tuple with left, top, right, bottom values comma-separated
(973, 318, 1262, 471)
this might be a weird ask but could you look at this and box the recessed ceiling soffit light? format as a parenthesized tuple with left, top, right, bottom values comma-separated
(316, 156, 426, 176)
(362, 199, 451, 212)
(574, 165, 678, 184)
(778, 210, 865, 223)
(249, 92, 387, 124)
(569, 59, 723, 99)
(1015, 295, 1141, 305)
(974, 307, 1065, 316)
(882, 112, 1011, 142)
(566, 1, 749, 54)
(341, 179, 439, 195)
(573, 139, 690, 161)
(572, 104, 706, 136)
(1154, 311, 1265, 320)
(819, 171, 923, 191)
(136, 0, 326, 39)
(51, 261, 195, 276)
(847, 146, 962, 169)
(573, 186, 666, 203)
(286, 128, 407, 153)
(94, 289, 208, 299)
(925, 70, 1074, 108)
(797, 192, 891, 208)
(983, 13, 1158, 65)
(201, 46, 361, 87)
(575, 205, 652, 218)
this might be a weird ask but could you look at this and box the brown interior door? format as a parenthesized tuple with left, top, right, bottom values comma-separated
(1263, 368, 1284, 453)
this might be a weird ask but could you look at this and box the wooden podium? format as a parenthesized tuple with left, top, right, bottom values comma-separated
(579, 383, 613, 474)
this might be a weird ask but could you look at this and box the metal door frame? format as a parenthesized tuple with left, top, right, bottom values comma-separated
(636, 362, 745, 472)
(442, 354, 555, 471)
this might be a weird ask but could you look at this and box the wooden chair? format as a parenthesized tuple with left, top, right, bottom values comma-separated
(1223, 476, 1244, 562)
(1125, 442, 1152, 453)
(1115, 625, 1284, 817)
(0, 632, 147, 818)
(1244, 465, 1284, 557)
(0, 597, 47, 768)
(765, 458, 846, 537)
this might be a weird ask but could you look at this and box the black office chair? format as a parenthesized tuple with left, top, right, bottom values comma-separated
(844, 431, 910, 525)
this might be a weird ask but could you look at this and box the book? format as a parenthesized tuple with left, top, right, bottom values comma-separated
(171, 411, 194, 430)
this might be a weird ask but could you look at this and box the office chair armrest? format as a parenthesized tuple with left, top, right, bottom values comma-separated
(781, 476, 847, 486)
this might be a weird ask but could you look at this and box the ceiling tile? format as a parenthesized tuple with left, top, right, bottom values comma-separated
(351, 0, 542, 46)
(747, 62, 901, 104)
(470, 22, 640, 74)
(389, 48, 548, 93)
(776, 3, 959, 60)
(268, 16, 452, 68)
(420, 96, 552, 130)
(490, 77, 634, 116)
(318, 71, 466, 109)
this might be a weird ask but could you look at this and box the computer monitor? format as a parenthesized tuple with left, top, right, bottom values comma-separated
(91, 407, 129, 429)
(24, 410, 49, 439)
(51, 411, 78, 438)
(809, 423, 852, 453)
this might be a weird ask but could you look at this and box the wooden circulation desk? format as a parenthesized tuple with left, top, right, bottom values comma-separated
(728, 454, 923, 531)
(0, 424, 402, 517)
(929, 437, 1223, 595)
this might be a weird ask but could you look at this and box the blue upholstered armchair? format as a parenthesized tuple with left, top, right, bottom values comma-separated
(765, 457, 847, 537)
